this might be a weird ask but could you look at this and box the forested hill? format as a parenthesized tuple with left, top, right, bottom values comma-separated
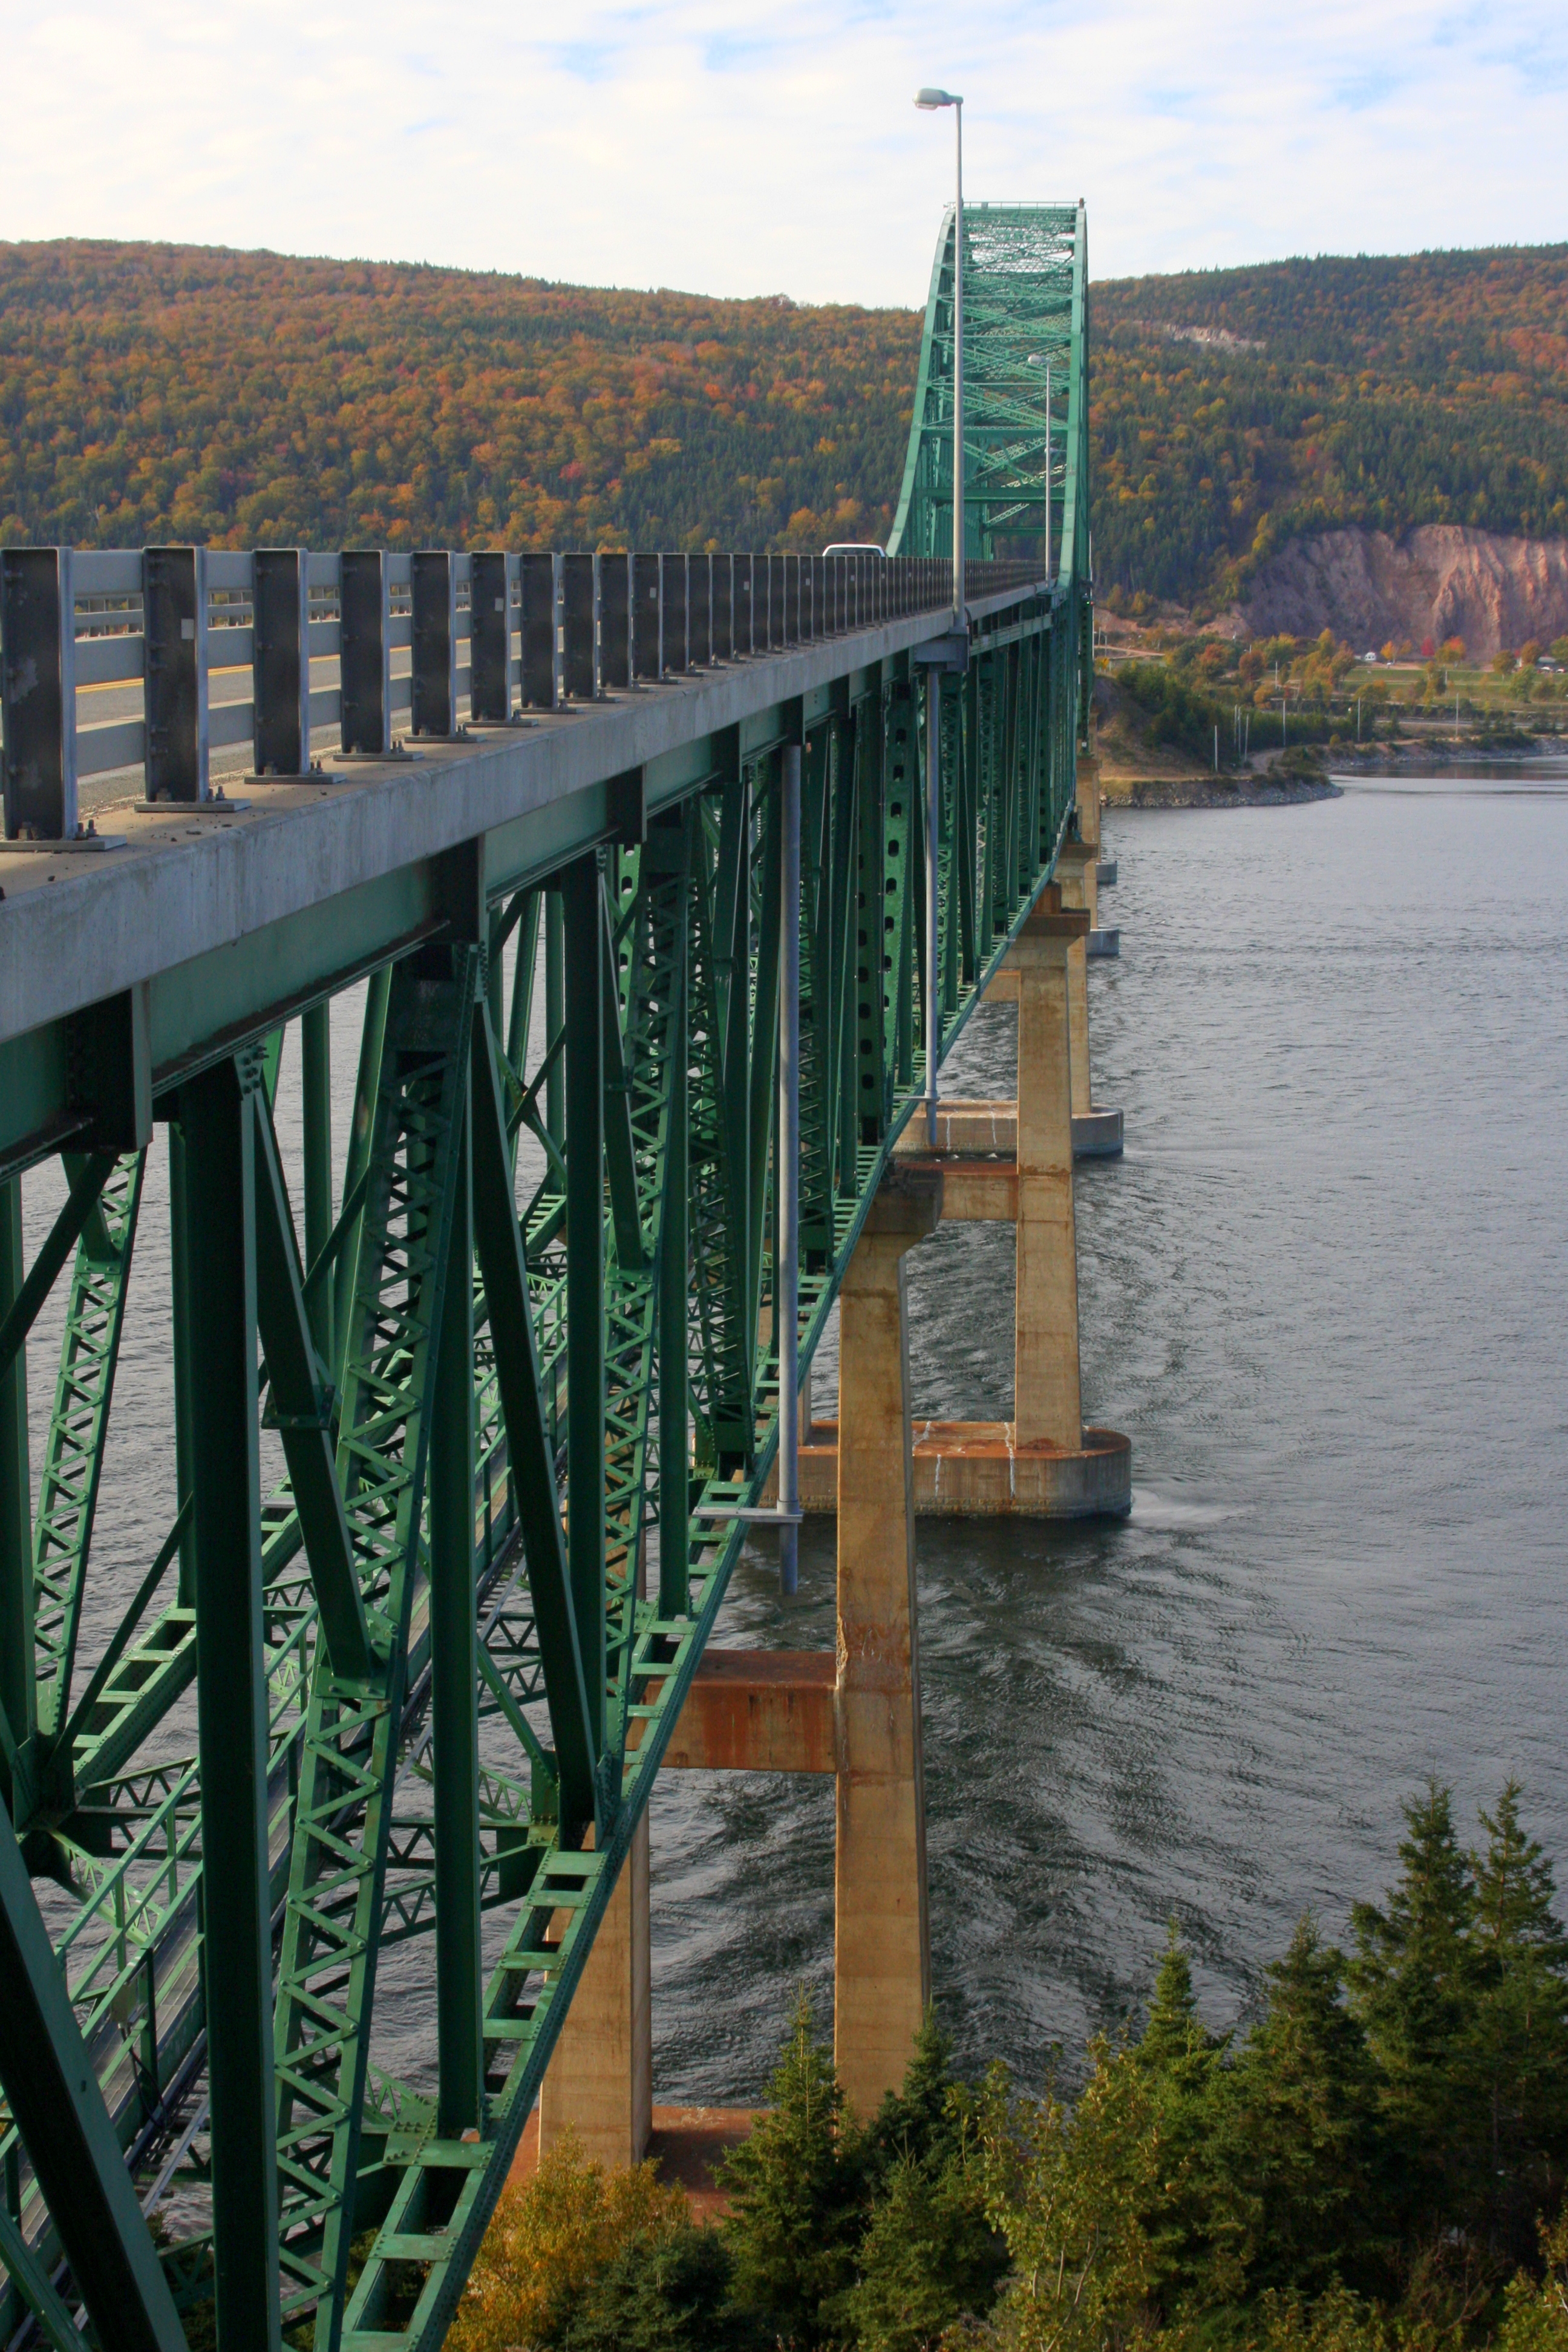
(1091, 247, 1568, 610)
(0, 241, 918, 554)
(1, 239, 1566, 614)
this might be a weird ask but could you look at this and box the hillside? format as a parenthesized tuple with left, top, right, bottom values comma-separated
(0, 241, 917, 554)
(1091, 248, 1568, 618)
(1, 239, 1566, 641)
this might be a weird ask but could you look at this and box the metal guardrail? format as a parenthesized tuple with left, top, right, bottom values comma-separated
(0, 547, 1042, 841)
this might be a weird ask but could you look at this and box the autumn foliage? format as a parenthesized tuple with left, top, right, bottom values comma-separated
(2, 239, 1566, 615)
(0, 240, 917, 555)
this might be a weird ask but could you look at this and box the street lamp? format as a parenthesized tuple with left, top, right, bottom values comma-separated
(915, 88, 964, 627)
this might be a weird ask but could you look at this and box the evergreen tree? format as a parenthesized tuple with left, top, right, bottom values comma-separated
(1347, 1783, 1485, 2236)
(863, 2009, 967, 2186)
(1469, 1782, 1568, 2258)
(717, 1992, 866, 2348)
(844, 2014, 1009, 2350)
(561, 2218, 760, 2352)
(1132, 1924, 1245, 2310)
(1138, 1923, 1224, 2086)
(1227, 1914, 1380, 2298)
(838, 2153, 1007, 2352)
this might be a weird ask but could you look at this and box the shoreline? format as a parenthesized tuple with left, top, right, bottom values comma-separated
(1103, 775, 1344, 809)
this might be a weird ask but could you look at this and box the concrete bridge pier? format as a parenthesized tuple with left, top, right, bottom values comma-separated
(1053, 838, 1123, 1160)
(832, 1168, 942, 2115)
(538, 1811, 653, 2167)
(1076, 757, 1120, 959)
(538, 1166, 944, 2152)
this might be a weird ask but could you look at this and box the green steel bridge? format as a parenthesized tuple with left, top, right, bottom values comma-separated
(0, 201, 1090, 2350)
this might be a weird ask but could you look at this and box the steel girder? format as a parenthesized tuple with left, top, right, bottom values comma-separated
(0, 614, 1079, 2348)
(0, 222, 1095, 2344)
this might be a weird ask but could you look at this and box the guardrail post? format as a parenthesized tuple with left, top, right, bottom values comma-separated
(143, 545, 210, 803)
(714, 555, 733, 662)
(520, 554, 554, 710)
(738, 555, 754, 655)
(340, 550, 394, 754)
(632, 555, 661, 684)
(600, 553, 631, 691)
(469, 550, 512, 722)
(1, 547, 76, 840)
(660, 555, 687, 675)
(690, 554, 712, 667)
(251, 547, 312, 777)
(561, 554, 598, 701)
(411, 550, 458, 737)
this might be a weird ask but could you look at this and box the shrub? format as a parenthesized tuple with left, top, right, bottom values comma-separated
(448, 2131, 696, 2351)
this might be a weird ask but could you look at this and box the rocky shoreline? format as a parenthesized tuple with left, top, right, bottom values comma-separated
(1105, 775, 1344, 809)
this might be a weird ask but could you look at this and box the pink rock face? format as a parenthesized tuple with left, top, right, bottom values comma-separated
(1235, 526, 1568, 661)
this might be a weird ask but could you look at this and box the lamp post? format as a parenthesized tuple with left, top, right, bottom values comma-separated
(915, 88, 964, 626)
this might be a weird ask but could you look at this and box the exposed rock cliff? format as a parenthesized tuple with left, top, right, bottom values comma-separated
(1233, 528, 1568, 659)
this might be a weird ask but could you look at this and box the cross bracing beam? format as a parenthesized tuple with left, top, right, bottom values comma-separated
(0, 194, 1093, 2352)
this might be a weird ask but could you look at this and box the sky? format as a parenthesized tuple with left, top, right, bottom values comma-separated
(0, 0, 1564, 308)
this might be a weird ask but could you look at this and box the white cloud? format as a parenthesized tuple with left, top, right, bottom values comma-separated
(0, 0, 1562, 302)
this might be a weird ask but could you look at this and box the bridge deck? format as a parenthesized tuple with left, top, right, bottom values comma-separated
(2, 579, 1051, 1180)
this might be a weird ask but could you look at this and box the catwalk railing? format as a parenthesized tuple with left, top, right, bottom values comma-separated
(0, 544, 1043, 843)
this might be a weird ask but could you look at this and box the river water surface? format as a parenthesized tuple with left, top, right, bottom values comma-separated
(16, 770, 1568, 2111)
(650, 769, 1568, 2102)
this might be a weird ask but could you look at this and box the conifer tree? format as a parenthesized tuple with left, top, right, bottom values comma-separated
(717, 1992, 866, 2348)
(844, 2013, 1008, 2350)
(1348, 1782, 1485, 2236)
(1469, 1782, 1568, 2258)
(1135, 1922, 1244, 2310)
(863, 2008, 965, 2186)
(1228, 1914, 1379, 2297)
(560, 2220, 758, 2352)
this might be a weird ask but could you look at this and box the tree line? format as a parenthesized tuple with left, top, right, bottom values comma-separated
(444, 1782, 1568, 2352)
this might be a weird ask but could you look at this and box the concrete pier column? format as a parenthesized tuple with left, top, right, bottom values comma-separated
(539, 1810, 652, 2166)
(1076, 759, 1102, 927)
(1053, 840, 1097, 1120)
(1013, 897, 1088, 1451)
(834, 1167, 942, 2117)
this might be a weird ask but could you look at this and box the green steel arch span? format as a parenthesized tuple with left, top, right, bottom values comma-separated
(889, 199, 1088, 584)
(0, 207, 1094, 2352)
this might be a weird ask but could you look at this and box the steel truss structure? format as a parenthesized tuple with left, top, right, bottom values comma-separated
(0, 203, 1093, 2349)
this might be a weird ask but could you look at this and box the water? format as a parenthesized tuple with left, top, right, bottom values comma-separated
(650, 768, 1568, 2100)
(15, 770, 1568, 2112)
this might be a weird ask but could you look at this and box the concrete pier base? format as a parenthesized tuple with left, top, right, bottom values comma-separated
(895, 1096, 1122, 1169)
(791, 1420, 1131, 1518)
(1071, 1106, 1124, 1158)
(1097, 858, 1117, 887)
(1086, 927, 1120, 958)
